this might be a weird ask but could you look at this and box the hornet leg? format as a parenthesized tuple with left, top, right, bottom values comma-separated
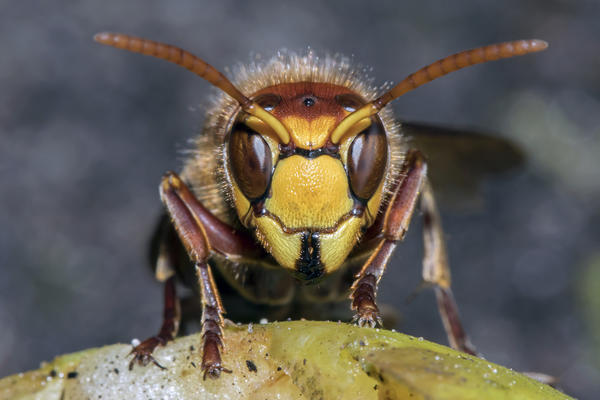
(351, 150, 426, 327)
(421, 180, 477, 355)
(350, 149, 477, 355)
(129, 276, 180, 370)
(129, 220, 181, 369)
(151, 171, 259, 378)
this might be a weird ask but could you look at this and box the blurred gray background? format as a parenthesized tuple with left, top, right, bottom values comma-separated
(1, 0, 599, 398)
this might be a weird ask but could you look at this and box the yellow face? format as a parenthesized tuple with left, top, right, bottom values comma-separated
(225, 82, 389, 281)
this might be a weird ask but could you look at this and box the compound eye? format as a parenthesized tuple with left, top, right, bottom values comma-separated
(347, 117, 388, 201)
(229, 124, 273, 201)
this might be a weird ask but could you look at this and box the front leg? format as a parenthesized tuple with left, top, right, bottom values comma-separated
(351, 150, 426, 327)
(159, 171, 246, 378)
(350, 150, 476, 356)
(195, 261, 230, 379)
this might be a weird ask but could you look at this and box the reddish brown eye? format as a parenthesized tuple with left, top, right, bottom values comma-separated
(347, 117, 388, 201)
(229, 125, 272, 201)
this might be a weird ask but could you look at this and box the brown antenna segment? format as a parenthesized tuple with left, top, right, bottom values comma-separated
(94, 32, 291, 144)
(330, 39, 548, 144)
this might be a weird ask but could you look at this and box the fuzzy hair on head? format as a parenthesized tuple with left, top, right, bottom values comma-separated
(181, 49, 405, 225)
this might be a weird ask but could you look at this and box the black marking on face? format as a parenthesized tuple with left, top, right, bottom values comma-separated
(296, 232, 323, 281)
(279, 146, 340, 160)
